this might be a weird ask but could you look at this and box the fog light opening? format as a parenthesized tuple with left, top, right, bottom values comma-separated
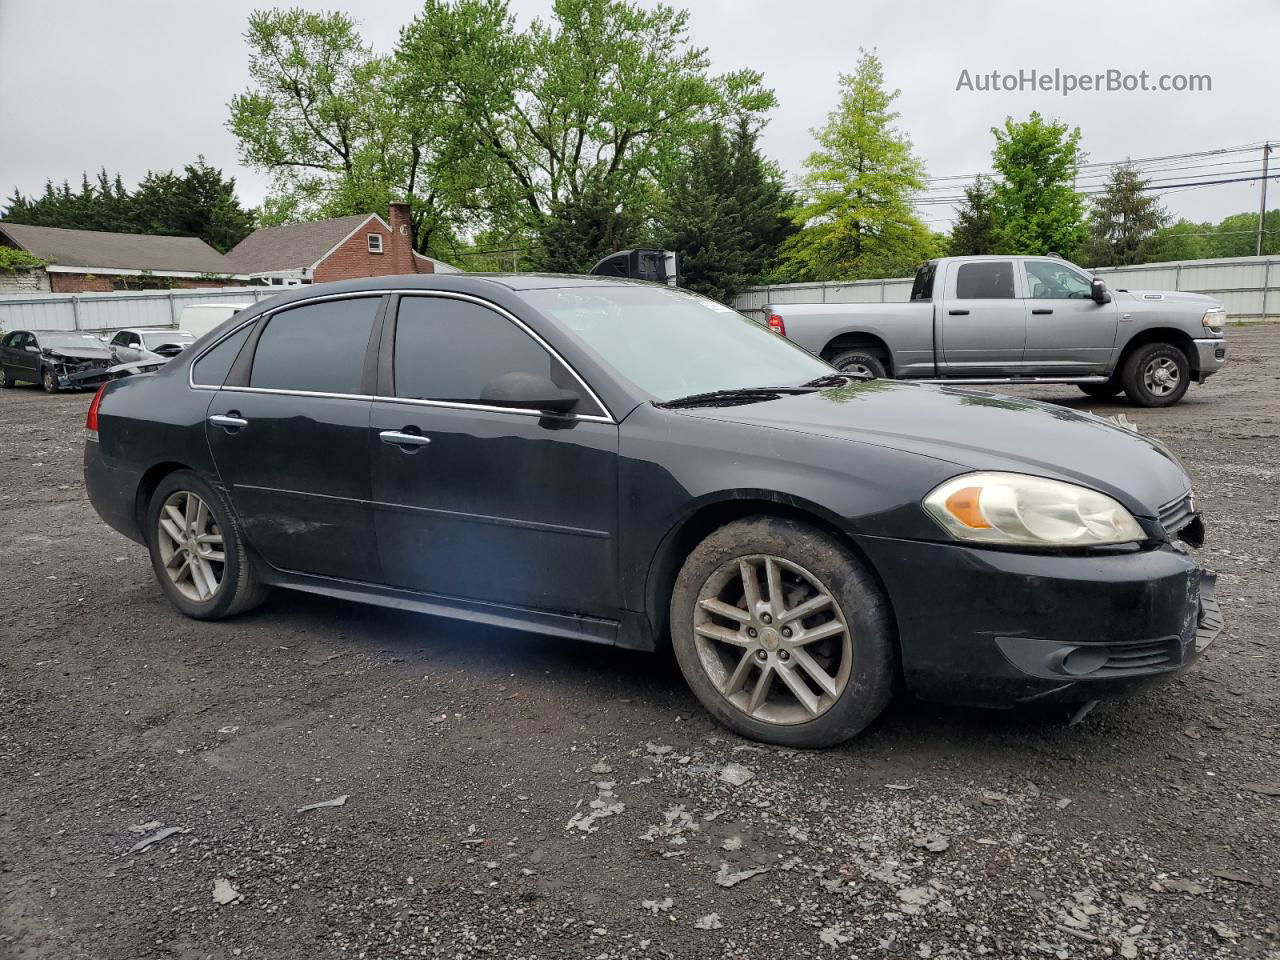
(1060, 646, 1109, 677)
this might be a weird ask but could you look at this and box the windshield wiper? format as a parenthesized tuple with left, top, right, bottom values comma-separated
(658, 386, 817, 409)
(801, 373, 868, 387)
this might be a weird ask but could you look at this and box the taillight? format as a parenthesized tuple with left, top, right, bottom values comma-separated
(85, 384, 106, 440)
(767, 313, 786, 337)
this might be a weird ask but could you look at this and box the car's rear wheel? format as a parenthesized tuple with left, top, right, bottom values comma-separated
(41, 367, 58, 393)
(146, 470, 268, 620)
(669, 517, 897, 748)
(828, 349, 887, 379)
(1077, 382, 1122, 399)
(1, 368, 15, 388)
(1122, 343, 1190, 407)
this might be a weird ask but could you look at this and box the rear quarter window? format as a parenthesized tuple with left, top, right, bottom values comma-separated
(191, 324, 253, 387)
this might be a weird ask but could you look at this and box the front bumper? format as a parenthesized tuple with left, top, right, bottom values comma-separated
(1192, 337, 1227, 382)
(855, 535, 1222, 707)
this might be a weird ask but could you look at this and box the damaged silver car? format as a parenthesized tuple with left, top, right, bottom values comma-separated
(0, 330, 115, 392)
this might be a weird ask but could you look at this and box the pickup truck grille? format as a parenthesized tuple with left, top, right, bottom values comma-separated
(1158, 491, 1196, 536)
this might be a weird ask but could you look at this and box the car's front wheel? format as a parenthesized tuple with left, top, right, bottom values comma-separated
(41, 367, 58, 393)
(146, 470, 268, 620)
(670, 517, 897, 748)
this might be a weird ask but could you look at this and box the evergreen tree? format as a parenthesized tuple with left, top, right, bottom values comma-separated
(948, 175, 998, 256)
(1081, 162, 1168, 266)
(532, 178, 642, 274)
(775, 49, 937, 281)
(3, 158, 255, 251)
(989, 112, 1086, 257)
(657, 117, 795, 301)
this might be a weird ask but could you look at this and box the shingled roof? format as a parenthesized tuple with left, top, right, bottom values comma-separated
(0, 222, 234, 274)
(222, 214, 375, 275)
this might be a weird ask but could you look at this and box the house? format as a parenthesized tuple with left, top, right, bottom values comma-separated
(224, 202, 457, 286)
(0, 222, 251, 292)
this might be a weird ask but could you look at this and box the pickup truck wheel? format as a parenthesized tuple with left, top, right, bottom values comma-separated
(1122, 343, 1190, 407)
(828, 350, 886, 379)
(1077, 382, 1122, 399)
(669, 517, 897, 748)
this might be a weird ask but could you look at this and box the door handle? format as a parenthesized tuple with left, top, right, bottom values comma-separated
(948, 309, 969, 316)
(209, 414, 248, 429)
(1031, 308, 1054, 315)
(380, 430, 432, 449)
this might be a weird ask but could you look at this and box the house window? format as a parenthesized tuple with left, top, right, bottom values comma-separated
(367, 234, 383, 254)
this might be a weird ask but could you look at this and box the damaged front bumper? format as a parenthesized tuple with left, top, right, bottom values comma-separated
(67, 357, 167, 389)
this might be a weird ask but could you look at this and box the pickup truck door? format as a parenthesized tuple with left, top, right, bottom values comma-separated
(939, 260, 1026, 376)
(1021, 260, 1118, 374)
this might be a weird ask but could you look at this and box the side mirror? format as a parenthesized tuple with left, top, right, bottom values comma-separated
(25, 344, 40, 352)
(480, 372, 580, 414)
(1091, 277, 1111, 304)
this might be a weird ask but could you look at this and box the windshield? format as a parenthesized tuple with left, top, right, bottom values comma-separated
(524, 285, 832, 402)
(40, 334, 107, 350)
(141, 330, 195, 347)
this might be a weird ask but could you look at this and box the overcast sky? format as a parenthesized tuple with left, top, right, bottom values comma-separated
(2, 0, 1276, 231)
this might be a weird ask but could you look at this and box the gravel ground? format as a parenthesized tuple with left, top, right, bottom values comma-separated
(1, 325, 1277, 960)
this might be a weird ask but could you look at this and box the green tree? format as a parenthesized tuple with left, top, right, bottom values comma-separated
(989, 112, 1086, 257)
(775, 50, 937, 281)
(1080, 162, 1168, 266)
(396, 0, 775, 252)
(655, 117, 795, 301)
(3, 159, 254, 251)
(533, 178, 644, 272)
(1207, 210, 1280, 257)
(948, 175, 998, 256)
(1150, 219, 1214, 261)
(228, 8, 454, 253)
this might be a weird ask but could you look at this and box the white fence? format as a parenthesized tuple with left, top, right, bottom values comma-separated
(0, 286, 279, 334)
(734, 254, 1280, 323)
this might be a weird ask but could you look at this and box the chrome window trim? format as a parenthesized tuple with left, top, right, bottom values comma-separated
(187, 288, 617, 425)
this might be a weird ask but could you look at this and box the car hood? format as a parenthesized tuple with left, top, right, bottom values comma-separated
(677, 380, 1190, 518)
(44, 345, 114, 361)
(1115, 289, 1220, 309)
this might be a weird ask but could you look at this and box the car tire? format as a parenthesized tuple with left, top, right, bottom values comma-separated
(1077, 382, 1122, 399)
(828, 349, 887, 379)
(1121, 343, 1190, 407)
(146, 469, 269, 620)
(669, 516, 897, 748)
(0, 368, 14, 388)
(41, 366, 58, 393)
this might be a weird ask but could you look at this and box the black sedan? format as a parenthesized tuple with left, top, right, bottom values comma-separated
(2, 329, 114, 392)
(83, 275, 1221, 747)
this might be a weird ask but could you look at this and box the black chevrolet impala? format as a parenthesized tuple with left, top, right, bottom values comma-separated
(84, 274, 1222, 747)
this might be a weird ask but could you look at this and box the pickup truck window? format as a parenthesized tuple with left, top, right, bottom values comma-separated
(955, 262, 1015, 300)
(1025, 260, 1094, 299)
(910, 262, 936, 301)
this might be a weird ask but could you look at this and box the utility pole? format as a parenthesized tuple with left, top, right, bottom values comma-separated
(1258, 142, 1272, 257)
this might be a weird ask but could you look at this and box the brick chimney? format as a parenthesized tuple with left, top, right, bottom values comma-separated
(387, 202, 421, 275)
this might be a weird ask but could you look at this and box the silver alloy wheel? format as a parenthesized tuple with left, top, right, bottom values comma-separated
(156, 490, 225, 602)
(839, 360, 875, 378)
(1143, 357, 1180, 396)
(692, 554, 853, 725)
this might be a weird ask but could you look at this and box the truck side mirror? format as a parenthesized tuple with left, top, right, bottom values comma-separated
(1091, 278, 1111, 304)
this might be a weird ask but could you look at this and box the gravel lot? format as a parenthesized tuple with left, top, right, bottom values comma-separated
(1, 325, 1277, 960)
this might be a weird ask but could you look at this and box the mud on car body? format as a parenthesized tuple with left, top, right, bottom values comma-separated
(84, 274, 1223, 747)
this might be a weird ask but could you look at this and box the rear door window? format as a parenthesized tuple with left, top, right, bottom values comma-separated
(249, 298, 380, 395)
(910, 262, 936, 301)
(955, 262, 1015, 299)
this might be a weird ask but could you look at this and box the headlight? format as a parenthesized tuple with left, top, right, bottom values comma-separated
(1201, 308, 1225, 336)
(923, 472, 1145, 547)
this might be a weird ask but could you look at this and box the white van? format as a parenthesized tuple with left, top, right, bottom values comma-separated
(178, 303, 252, 339)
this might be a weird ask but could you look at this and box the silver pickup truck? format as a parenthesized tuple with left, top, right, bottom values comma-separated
(764, 255, 1228, 406)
